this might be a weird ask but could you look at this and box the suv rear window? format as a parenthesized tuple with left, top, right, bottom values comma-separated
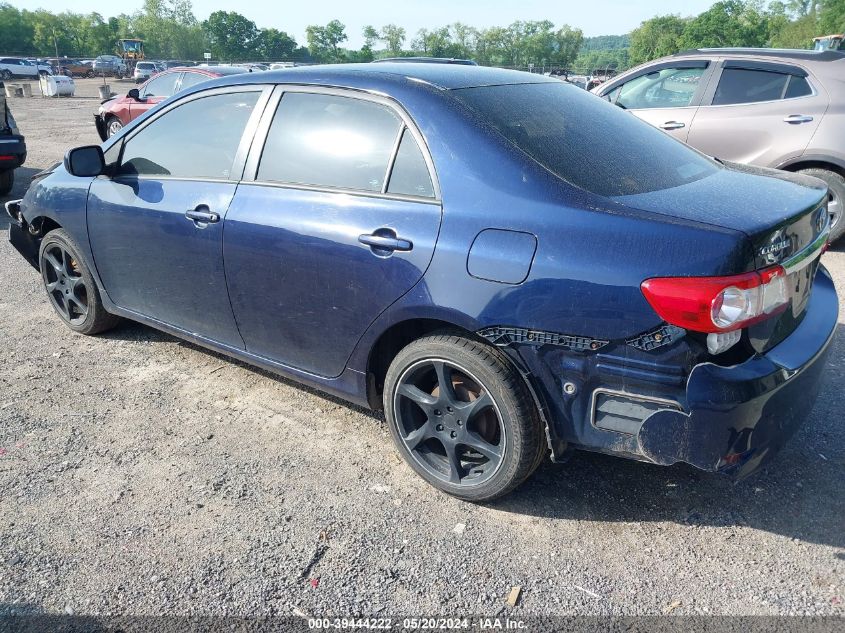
(451, 82, 718, 198)
(713, 68, 812, 105)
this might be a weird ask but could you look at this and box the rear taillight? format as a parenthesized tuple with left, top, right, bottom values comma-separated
(641, 265, 789, 333)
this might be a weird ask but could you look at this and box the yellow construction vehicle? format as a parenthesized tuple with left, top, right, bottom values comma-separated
(813, 34, 845, 51)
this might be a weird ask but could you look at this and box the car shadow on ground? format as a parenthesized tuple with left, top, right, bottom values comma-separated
(100, 317, 845, 549)
(0, 167, 40, 230)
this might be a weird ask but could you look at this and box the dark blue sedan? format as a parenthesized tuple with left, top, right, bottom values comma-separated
(6, 64, 838, 500)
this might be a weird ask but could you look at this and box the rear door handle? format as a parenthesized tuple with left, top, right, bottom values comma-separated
(783, 114, 814, 124)
(659, 121, 686, 130)
(358, 230, 413, 254)
(185, 206, 220, 224)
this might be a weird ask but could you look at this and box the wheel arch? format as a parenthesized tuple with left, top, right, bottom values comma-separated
(364, 316, 560, 458)
(777, 155, 845, 179)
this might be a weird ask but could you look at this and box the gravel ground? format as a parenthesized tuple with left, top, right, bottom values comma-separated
(1, 79, 844, 620)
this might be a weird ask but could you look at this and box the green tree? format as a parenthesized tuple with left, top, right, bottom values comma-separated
(819, 0, 845, 31)
(379, 24, 406, 55)
(679, 0, 770, 49)
(203, 11, 257, 61)
(629, 15, 688, 65)
(305, 20, 347, 63)
(256, 28, 297, 61)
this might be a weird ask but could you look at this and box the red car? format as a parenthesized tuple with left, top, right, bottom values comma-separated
(94, 66, 248, 140)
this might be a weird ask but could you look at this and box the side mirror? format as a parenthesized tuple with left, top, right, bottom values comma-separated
(64, 145, 106, 177)
(127, 88, 142, 101)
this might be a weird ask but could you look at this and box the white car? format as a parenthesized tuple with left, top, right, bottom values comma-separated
(0, 57, 52, 80)
(133, 61, 158, 83)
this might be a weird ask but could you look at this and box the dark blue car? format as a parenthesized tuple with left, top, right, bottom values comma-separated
(6, 64, 838, 501)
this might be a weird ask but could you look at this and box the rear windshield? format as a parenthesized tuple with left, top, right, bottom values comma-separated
(451, 82, 718, 197)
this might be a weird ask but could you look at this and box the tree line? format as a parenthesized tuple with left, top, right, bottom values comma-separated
(1, 0, 844, 72)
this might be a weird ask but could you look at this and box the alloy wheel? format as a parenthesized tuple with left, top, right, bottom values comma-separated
(829, 188, 841, 232)
(107, 118, 123, 137)
(393, 359, 506, 487)
(41, 244, 89, 326)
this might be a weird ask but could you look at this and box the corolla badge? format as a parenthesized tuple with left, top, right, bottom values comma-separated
(760, 230, 791, 263)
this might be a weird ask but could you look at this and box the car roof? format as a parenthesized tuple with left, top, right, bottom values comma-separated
(674, 48, 845, 63)
(210, 62, 554, 91)
(372, 57, 478, 66)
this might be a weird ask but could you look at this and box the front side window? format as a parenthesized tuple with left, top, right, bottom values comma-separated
(119, 91, 260, 179)
(615, 67, 706, 109)
(258, 92, 402, 192)
(141, 72, 181, 98)
(712, 68, 794, 105)
(452, 82, 719, 198)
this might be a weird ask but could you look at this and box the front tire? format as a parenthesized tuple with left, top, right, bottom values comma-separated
(384, 332, 545, 502)
(0, 169, 13, 196)
(799, 168, 845, 243)
(38, 229, 120, 335)
(105, 116, 123, 138)
(0, 70, 11, 80)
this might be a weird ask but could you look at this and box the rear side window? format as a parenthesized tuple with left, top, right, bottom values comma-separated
(258, 93, 402, 192)
(179, 71, 210, 90)
(387, 129, 435, 198)
(784, 75, 813, 99)
(120, 91, 259, 179)
(713, 68, 797, 105)
(452, 82, 718, 198)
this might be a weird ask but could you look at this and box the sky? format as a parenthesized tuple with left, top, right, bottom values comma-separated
(10, 0, 720, 49)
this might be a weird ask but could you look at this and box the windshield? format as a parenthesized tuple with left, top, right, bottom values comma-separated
(451, 82, 719, 198)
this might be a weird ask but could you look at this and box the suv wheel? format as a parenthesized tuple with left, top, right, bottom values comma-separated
(799, 168, 845, 243)
(384, 331, 546, 502)
(0, 169, 13, 196)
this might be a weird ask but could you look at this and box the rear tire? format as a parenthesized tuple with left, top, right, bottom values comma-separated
(38, 229, 120, 335)
(384, 331, 545, 502)
(0, 170, 13, 196)
(799, 168, 845, 243)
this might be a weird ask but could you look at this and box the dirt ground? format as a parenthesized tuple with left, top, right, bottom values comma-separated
(1, 78, 844, 620)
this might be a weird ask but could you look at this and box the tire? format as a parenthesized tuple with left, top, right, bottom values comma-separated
(38, 229, 120, 335)
(85, 70, 94, 78)
(0, 70, 11, 80)
(384, 331, 545, 502)
(0, 169, 12, 196)
(799, 168, 845, 243)
(105, 116, 123, 138)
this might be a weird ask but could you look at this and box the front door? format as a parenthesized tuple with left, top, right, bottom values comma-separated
(88, 87, 267, 348)
(601, 62, 712, 142)
(224, 89, 442, 377)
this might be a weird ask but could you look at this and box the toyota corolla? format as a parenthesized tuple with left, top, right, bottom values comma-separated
(6, 64, 838, 501)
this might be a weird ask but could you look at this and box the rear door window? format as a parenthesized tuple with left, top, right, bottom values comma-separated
(179, 71, 210, 91)
(258, 92, 402, 193)
(712, 68, 805, 105)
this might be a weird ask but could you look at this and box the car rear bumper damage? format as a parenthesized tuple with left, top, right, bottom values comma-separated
(638, 267, 837, 477)
(494, 266, 838, 478)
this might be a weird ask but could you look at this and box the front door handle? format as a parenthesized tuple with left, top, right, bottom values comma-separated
(185, 206, 220, 224)
(358, 229, 413, 255)
(783, 114, 814, 124)
(659, 121, 686, 130)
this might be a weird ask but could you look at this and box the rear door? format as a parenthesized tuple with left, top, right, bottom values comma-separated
(599, 60, 713, 142)
(686, 60, 827, 167)
(223, 87, 442, 377)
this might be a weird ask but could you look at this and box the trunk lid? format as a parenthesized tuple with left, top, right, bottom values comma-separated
(615, 163, 830, 352)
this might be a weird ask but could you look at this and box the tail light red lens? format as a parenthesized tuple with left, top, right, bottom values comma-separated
(641, 265, 789, 333)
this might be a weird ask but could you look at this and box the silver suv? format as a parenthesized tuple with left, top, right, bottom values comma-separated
(595, 49, 845, 241)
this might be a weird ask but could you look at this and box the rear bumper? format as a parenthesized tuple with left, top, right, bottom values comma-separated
(638, 266, 838, 477)
(0, 135, 26, 170)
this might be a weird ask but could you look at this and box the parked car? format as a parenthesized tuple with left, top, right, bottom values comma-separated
(595, 48, 845, 242)
(0, 57, 51, 80)
(7, 64, 837, 501)
(46, 58, 94, 78)
(133, 61, 159, 83)
(0, 85, 26, 195)
(94, 65, 249, 140)
(92, 55, 127, 78)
